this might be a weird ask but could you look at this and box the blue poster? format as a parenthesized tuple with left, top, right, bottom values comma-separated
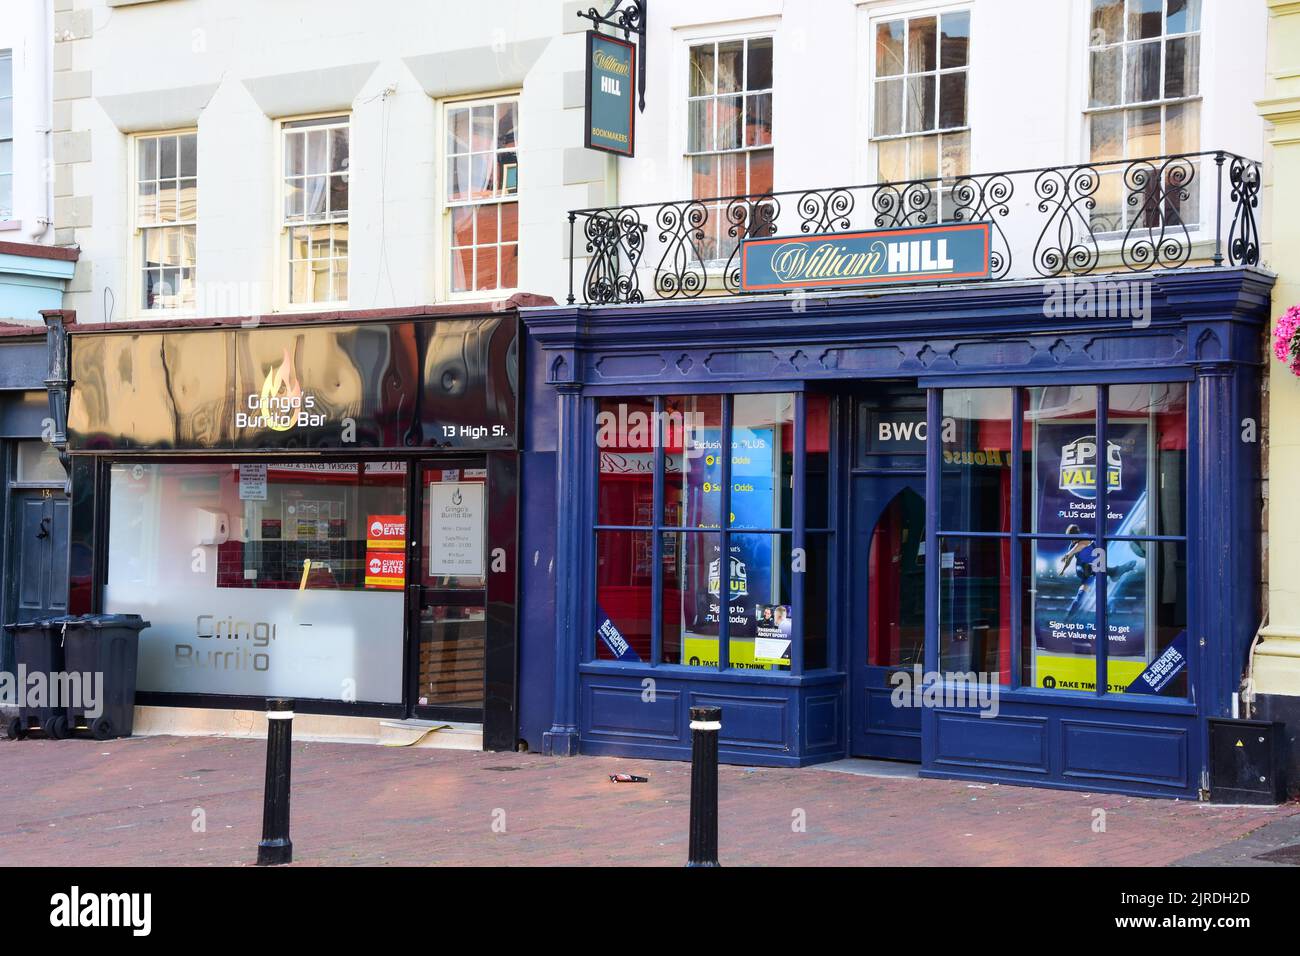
(1033, 419, 1148, 661)
(685, 426, 776, 640)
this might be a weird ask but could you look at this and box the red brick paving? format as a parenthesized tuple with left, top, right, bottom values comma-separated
(0, 734, 1293, 866)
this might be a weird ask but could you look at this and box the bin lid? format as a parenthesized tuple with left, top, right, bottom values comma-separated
(4, 615, 82, 633)
(77, 613, 150, 630)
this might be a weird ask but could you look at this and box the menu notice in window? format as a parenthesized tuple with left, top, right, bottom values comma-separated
(365, 514, 406, 590)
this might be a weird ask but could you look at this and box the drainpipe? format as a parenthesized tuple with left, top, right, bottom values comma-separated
(28, 0, 54, 242)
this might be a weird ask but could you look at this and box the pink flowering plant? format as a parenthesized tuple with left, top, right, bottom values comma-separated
(1275, 305, 1300, 376)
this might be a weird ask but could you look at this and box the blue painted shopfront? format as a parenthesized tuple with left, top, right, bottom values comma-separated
(517, 266, 1273, 799)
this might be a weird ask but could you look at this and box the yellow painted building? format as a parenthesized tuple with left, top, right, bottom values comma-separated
(1254, 0, 1300, 704)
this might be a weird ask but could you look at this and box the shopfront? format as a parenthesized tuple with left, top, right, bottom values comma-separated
(60, 307, 523, 749)
(522, 266, 1274, 798)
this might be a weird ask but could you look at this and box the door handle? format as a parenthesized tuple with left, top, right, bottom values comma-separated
(36, 516, 50, 540)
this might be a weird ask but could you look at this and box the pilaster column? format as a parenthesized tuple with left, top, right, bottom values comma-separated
(543, 381, 585, 755)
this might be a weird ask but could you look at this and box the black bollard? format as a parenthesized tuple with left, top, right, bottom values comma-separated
(686, 705, 721, 867)
(256, 697, 294, 866)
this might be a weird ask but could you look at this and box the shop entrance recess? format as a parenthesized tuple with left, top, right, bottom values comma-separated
(849, 385, 927, 761)
(406, 455, 518, 750)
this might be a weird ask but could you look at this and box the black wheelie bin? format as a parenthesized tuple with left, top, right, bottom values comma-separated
(4, 616, 80, 739)
(63, 613, 149, 740)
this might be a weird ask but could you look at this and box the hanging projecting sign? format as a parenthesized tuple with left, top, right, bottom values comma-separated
(428, 482, 485, 577)
(585, 31, 637, 156)
(739, 222, 991, 292)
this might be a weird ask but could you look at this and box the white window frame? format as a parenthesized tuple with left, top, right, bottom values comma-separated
(276, 112, 351, 310)
(865, 3, 972, 186)
(1082, 0, 1203, 162)
(674, 24, 778, 271)
(439, 92, 520, 301)
(0, 49, 12, 222)
(129, 128, 198, 317)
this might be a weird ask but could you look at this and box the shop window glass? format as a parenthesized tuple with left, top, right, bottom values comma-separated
(16, 441, 65, 484)
(595, 529, 653, 661)
(1023, 532, 1103, 694)
(805, 393, 832, 529)
(661, 530, 720, 666)
(940, 387, 1012, 533)
(1021, 385, 1098, 535)
(596, 397, 657, 527)
(938, 535, 1012, 685)
(729, 532, 792, 671)
(730, 392, 793, 530)
(1106, 382, 1187, 537)
(105, 461, 407, 703)
(804, 532, 831, 670)
(868, 489, 926, 669)
(663, 394, 723, 528)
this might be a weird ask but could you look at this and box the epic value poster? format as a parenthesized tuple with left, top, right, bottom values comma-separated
(1031, 417, 1150, 692)
(680, 424, 783, 669)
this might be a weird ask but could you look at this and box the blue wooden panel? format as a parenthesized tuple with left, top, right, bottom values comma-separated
(691, 690, 789, 750)
(1061, 719, 1187, 785)
(803, 693, 841, 751)
(866, 686, 922, 737)
(933, 711, 1049, 772)
(586, 683, 681, 740)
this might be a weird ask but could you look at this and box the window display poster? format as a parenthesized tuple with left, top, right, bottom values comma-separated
(1032, 419, 1149, 686)
(428, 482, 485, 577)
(754, 603, 792, 665)
(239, 464, 268, 500)
(681, 425, 781, 667)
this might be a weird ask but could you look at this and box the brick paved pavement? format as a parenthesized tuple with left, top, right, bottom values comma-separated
(0, 734, 1294, 866)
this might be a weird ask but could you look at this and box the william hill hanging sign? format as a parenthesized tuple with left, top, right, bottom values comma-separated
(739, 221, 991, 292)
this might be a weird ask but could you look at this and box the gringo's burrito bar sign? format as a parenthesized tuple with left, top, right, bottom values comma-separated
(66, 315, 518, 451)
(739, 221, 991, 292)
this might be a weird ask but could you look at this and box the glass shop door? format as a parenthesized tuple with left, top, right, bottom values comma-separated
(409, 459, 489, 723)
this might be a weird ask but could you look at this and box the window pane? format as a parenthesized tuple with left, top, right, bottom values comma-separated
(1025, 535, 1102, 693)
(716, 40, 743, 93)
(1125, 39, 1162, 103)
(747, 37, 773, 90)
(663, 395, 723, 527)
(595, 530, 652, 661)
(716, 95, 743, 150)
(500, 201, 518, 242)
(689, 44, 716, 96)
(500, 242, 518, 288)
(938, 536, 1011, 685)
(938, 71, 966, 128)
(663, 530, 718, 666)
(730, 393, 793, 530)
(179, 133, 197, 178)
(745, 92, 772, 147)
(329, 173, 348, 217)
(448, 155, 470, 202)
(905, 74, 936, 133)
(1127, 104, 1162, 157)
(940, 11, 970, 68)
(877, 137, 907, 181)
(107, 461, 409, 702)
(874, 78, 904, 136)
(470, 105, 495, 151)
(804, 532, 831, 669)
(498, 151, 517, 195)
(138, 137, 158, 181)
(497, 101, 517, 149)
(1107, 383, 1186, 537)
(285, 131, 304, 176)
(940, 129, 969, 179)
(137, 180, 157, 224)
(688, 98, 712, 152)
(941, 388, 1013, 532)
(1089, 110, 1124, 162)
(475, 203, 497, 245)
(1090, 46, 1122, 107)
(450, 246, 472, 293)
(1164, 34, 1198, 98)
(1023, 385, 1098, 536)
(474, 247, 498, 291)
(868, 490, 926, 669)
(306, 129, 326, 175)
(1128, 0, 1164, 39)
(1166, 0, 1200, 34)
(1091, 0, 1124, 45)
(471, 153, 494, 198)
(730, 532, 791, 670)
(329, 127, 349, 173)
(1165, 99, 1199, 156)
(178, 178, 196, 221)
(449, 107, 470, 153)
(1117, 540, 1188, 696)
(418, 605, 485, 707)
(908, 16, 937, 72)
(876, 20, 905, 76)
(749, 148, 774, 195)
(805, 394, 831, 529)
(160, 136, 177, 178)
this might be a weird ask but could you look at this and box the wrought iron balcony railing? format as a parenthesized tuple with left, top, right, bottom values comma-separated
(566, 150, 1260, 306)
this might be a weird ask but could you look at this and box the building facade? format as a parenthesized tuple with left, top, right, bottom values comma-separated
(41, 0, 1287, 798)
(0, 1, 76, 688)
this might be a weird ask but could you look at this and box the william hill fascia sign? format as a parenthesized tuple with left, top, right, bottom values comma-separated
(739, 221, 992, 292)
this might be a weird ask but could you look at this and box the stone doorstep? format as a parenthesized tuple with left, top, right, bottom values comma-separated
(131, 705, 484, 751)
